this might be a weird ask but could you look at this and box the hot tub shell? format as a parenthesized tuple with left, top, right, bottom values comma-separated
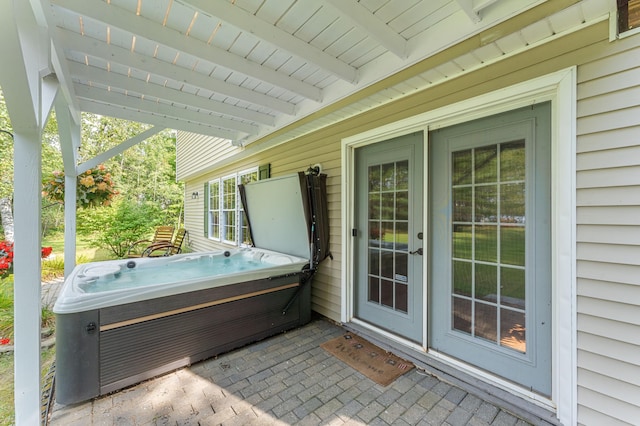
(55, 172, 329, 404)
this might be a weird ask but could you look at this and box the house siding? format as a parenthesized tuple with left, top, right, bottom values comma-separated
(576, 37, 640, 424)
(178, 21, 640, 424)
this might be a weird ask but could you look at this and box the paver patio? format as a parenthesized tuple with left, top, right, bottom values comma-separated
(48, 317, 542, 425)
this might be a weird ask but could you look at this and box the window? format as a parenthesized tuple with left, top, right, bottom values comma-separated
(207, 168, 258, 246)
(618, 0, 640, 34)
(208, 180, 220, 239)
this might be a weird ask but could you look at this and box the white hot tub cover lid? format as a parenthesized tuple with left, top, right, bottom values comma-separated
(241, 174, 310, 259)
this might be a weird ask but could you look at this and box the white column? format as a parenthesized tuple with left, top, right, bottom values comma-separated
(12, 128, 42, 426)
(64, 174, 77, 277)
(56, 101, 80, 278)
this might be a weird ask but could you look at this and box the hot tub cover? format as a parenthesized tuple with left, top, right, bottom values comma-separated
(240, 172, 330, 267)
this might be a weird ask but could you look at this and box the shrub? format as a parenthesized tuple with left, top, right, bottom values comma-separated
(78, 199, 163, 258)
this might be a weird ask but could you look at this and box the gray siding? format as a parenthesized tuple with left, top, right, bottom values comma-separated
(576, 38, 640, 424)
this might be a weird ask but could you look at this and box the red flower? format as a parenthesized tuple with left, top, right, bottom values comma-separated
(41, 246, 53, 258)
(0, 338, 9, 345)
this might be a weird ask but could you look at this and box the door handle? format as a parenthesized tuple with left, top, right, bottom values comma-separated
(409, 248, 423, 255)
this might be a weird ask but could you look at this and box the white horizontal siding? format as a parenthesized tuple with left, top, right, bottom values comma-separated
(577, 165, 640, 188)
(176, 131, 241, 181)
(577, 224, 640, 245)
(576, 33, 640, 424)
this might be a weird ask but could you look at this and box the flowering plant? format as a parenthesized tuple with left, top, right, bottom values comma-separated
(42, 164, 117, 208)
(0, 241, 53, 278)
(0, 241, 14, 278)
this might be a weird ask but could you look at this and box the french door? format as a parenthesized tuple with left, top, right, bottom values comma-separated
(354, 132, 424, 342)
(429, 103, 552, 395)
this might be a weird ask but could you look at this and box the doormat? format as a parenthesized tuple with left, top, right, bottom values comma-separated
(321, 333, 413, 386)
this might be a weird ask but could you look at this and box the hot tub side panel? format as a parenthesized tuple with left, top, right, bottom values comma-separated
(55, 310, 100, 405)
(97, 274, 310, 396)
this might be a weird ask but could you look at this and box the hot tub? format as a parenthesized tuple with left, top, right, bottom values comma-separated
(54, 172, 331, 405)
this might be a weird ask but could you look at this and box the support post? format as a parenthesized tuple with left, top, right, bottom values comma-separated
(12, 128, 42, 426)
(64, 175, 77, 278)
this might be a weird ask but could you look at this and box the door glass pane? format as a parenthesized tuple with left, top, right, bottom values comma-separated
(369, 165, 381, 191)
(453, 188, 472, 222)
(476, 185, 497, 223)
(450, 141, 527, 354)
(453, 225, 472, 259)
(453, 297, 471, 334)
(474, 302, 497, 342)
(500, 309, 526, 353)
(453, 260, 472, 297)
(369, 276, 380, 303)
(475, 146, 497, 183)
(452, 151, 472, 185)
(396, 160, 409, 190)
(366, 159, 414, 314)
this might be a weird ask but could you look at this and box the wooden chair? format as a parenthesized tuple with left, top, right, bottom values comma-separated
(141, 228, 188, 257)
(126, 226, 175, 258)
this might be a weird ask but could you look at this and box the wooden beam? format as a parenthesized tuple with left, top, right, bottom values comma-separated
(325, 0, 408, 58)
(78, 98, 240, 141)
(455, 0, 482, 23)
(77, 126, 164, 174)
(67, 62, 275, 126)
(74, 84, 260, 135)
(52, 0, 322, 102)
(57, 29, 297, 115)
(183, 0, 358, 83)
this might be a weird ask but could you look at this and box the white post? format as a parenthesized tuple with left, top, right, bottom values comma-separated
(12, 128, 42, 426)
(64, 174, 77, 277)
(57, 101, 80, 278)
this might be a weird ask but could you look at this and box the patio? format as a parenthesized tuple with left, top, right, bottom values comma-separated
(47, 317, 541, 426)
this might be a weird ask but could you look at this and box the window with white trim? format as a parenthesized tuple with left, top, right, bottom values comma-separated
(207, 168, 258, 246)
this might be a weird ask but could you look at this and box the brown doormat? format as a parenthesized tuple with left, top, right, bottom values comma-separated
(321, 333, 413, 386)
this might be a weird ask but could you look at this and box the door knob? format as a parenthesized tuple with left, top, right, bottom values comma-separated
(409, 248, 423, 255)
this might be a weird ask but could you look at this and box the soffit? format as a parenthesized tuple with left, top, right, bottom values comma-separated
(42, 0, 560, 147)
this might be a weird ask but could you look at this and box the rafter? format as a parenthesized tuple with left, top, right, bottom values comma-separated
(51, 0, 322, 102)
(74, 84, 260, 135)
(78, 98, 240, 141)
(67, 61, 275, 126)
(182, 0, 358, 84)
(324, 0, 408, 59)
(455, 0, 482, 23)
(57, 29, 297, 115)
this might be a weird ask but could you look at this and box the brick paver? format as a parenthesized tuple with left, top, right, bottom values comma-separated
(49, 318, 537, 425)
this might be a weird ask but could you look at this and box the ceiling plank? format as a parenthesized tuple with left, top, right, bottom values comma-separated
(182, 0, 359, 84)
(324, 0, 408, 59)
(74, 84, 260, 135)
(67, 61, 275, 126)
(78, 98, 240, 140)
(57, 29, 297, 115)
(51, 0, 322, 102)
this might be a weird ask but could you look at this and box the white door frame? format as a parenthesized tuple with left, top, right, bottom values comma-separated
(341, 67, 577, 425)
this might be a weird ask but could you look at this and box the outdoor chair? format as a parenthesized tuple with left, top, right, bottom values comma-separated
(126, 225, 175, 258)
(140, 228, 188, 257)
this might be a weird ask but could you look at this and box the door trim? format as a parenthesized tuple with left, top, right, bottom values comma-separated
(342, 68, 576, 424)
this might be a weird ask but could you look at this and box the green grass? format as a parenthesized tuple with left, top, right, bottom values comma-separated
(0, 277, 57, 425)
(0, 347, 56, 426)
(43, 231, 116, 264)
